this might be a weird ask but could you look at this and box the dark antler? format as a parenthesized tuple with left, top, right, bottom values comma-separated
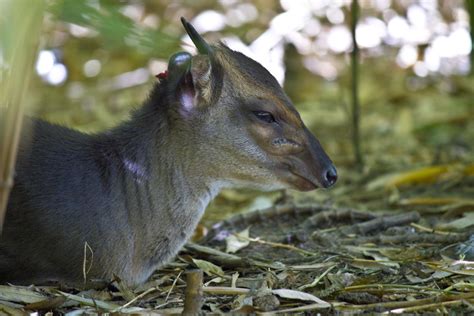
(181, 17, 213, 55)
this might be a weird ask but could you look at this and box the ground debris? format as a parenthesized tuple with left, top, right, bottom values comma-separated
(337, 291, 380, 304)
(2, 175, 474, 314)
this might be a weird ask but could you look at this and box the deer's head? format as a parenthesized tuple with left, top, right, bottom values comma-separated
(158, 18, 337, 192)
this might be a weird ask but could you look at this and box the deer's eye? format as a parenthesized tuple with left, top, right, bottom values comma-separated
(253, 111, 276, 123)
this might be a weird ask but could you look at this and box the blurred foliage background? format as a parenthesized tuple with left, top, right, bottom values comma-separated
(5, 0, 474, 220)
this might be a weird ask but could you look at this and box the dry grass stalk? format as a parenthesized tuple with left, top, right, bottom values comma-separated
(202, 286, 250, 295)
(241, 235, 314, 256)
(0, 0, 45, 232)
(340, 291, 474, 313)
(165, 270, 183, 302)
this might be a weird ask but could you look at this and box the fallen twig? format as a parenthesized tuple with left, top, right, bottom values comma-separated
(302, 208, 375, 230)
(235, 235, 313, 256)
(341, 211, 420, 235)
(344, 283, 459, 295)
(165, 270, 183, 302)
(410, 223, 456, 235)
(338, 291, 474, 312)
(115, 286, 160, 312)
(185, 242, 241, 261)
(186, 242, 286, 270)
(202, 286, 250, 295)
(346, 231, 471, 245)
(205, 204, 328, 242)
(298, 264, 336, 290)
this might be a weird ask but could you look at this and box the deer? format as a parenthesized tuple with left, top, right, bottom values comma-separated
(0, 18, 337, 287)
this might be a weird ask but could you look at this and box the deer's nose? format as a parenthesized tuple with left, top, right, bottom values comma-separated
(322, 165, 337, 188)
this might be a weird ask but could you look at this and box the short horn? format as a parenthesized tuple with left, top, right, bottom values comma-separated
(181, 17, 212, 55)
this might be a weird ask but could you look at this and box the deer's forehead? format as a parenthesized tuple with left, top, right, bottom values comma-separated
(215, 50, 303, 128)
(263, 93, 303, 128)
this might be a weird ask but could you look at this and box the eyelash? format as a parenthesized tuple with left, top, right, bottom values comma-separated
(253, 111, 276, 123)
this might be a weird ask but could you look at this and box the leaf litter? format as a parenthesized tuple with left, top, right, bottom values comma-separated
(2, 164, 474, 314)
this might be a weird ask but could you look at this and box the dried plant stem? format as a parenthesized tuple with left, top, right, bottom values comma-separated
(346, 230, 471, 245)
(202, 286, 250, 295)
(166, 270, 183, 302)
(115, 286, 160, 312)
(243, 235, 314, 256)
(182, 269, 204, 316)
(298, 265, 336, 290)
(186, 242, 241, 261)
(82, 242, 94, 283)
(0, 0, 45, 232)
(410, 223, 455, 235)
(344, 283, 456, 294)
(341, 211, 420, 235)
(390, 299, 467, 313)
(340, 291, 474, 312)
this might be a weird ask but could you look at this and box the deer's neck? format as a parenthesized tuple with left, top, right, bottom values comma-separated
(110, 96, 219, 218)
(100, 86, 221, 279)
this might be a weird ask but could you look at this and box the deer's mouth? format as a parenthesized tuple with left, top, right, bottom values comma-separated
(280, 162, 319, 191)
(288, 171, 319, 191)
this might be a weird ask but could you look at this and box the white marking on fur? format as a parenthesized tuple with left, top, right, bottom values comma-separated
(180, 90, 194, 110)
(123, 158, 147, 183)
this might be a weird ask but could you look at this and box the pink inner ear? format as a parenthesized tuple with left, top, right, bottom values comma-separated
(180, 88, 195, 111)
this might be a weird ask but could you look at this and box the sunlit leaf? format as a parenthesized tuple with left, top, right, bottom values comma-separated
(349, 258, 399, 271)
(50, 0, 178, 57)
(398, 197, 474, 206)
(225, 227, 250, 253)
(271, 289, 330, 307)
(367, 164, 473, 190)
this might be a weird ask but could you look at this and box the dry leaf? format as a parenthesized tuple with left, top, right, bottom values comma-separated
(192, 259, 225, 277)
(225, 227, 250, 253)
(366, 164, 471, 190)
(399, 197, 474, 206)
(0, 303, 26, 316)
(349, 258, 399, 271)
(271, 289, 330, 307)
(0, 285, 48, 304)
(58, 291, 142, 313)
(438, 212, 474, 230)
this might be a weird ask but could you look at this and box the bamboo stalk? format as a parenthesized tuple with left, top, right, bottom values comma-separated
(467, 0, 474, 75)
(182, 269, 204, 316)
(350, 0, 363, 169)
(0, 0, 45, 232)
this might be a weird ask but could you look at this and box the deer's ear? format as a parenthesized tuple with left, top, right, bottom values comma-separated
(190, 55, 212, 103)
(178, 55, 212, 111)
